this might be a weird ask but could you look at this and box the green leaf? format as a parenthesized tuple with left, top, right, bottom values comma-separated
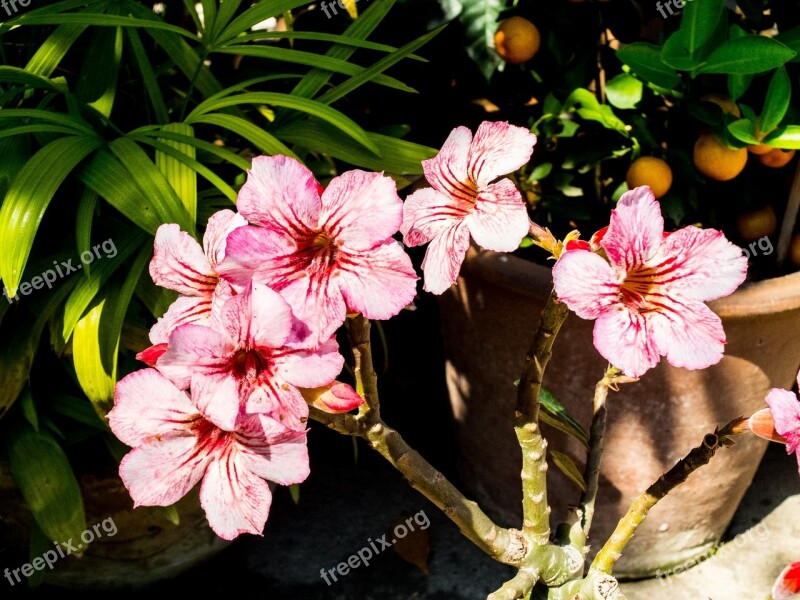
(661, 30, 701, 71)
(191, 113, 297, 159)
(108, 138, 194, 233)
(775, 26, 800, 62)
(78, 150, 163, 234)
(25, 23, 86, 77)
(161, 505, 181, 526)
(4, 419, 86, 547)
(441, 0, 504, 80)
(697, 36, 796, 75)
(45, 394, 107, 430)
(0, 109, 95, 135)
(727, 72, 752, 102)
(235, 31, 424, 59)
(727, 119, 760, 145)
(76, 189, 99, 278)
(604, 73, 643, 110)
(0, 135, 102, 296)
(275, 120, 435, 173)
(125, 28, 169, 124)
(528, 162, 552, 181)
(764, 125, 800, 149)
(0, 66, 68, 94)
(617, 42, 681, 89)
(679, 0, 724, 56)
(131, 127, 251, 170)
(155, 123, 198, 226)
(20, 388, 39, 431)
(214, 0, 311, 45)
(9, 13, 199, 40)
(289, 484, 301, 504)
(187, 92, 379, 154)
(73, 248, 148, 417)
(760, 67, 791, 134)
(549, 450, 587, 493)
(539, 388, 589, 448)
(213, 45, 414, 94)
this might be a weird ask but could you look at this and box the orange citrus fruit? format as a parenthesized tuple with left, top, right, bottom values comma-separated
(758, 148, 796, 168)
(700, 94, 742, 118)
(736, 205, 777, 242)
(748, 143, 772, 155)
(494, 17, 541, 64)
(790, 233, 800, 267)
(626, 157, 673, 198)
(693, 133, 748, 181)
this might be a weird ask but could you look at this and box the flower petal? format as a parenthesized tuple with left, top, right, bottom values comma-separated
(191, 372, 242, 432)
(467, 121, 536, 188)
(236, 415, 310, 485)
(601, 187, 664, 270)
(150, 224, 217, 296)
(337, 241, 418, 320)
(235, 155, 320, 232)
(648, 299, 727, 371)
(244, 376, 309, 431)
(593, 309, 659, 378)
(276, 337, 344, 389)
(552, 250, 622, 320)
(765, 388, 800, 453)
(278, 272, 346, 349)
(119, 436, 210, 507)
(200, 448, 272, 540)
(400, 187, 471, 247)
(420, 222, 471, 295)
(211, 282, 292, 350)
(137, 343, 168, 366)
(648, 226, 748, 302)
(203, 209, 248, 270)
(149, 295, 213, 345)
(319, 170, 402, 251)
(109, 369, 197, 447)
(422, 126, 475, 201)
(466, 178, 529, 252)
(216, 224, 301, 289)
(773, 562, 800, 600)
(156, 324, 231, 389)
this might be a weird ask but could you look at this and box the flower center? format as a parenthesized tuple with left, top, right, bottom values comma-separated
(230, 348, 270, 381)
(619, 266, 662, 313)
(310, 231, 338, 267)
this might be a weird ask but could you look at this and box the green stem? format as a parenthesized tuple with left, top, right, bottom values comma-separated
(515, 291, 570, 545)
(591, 431, 728, 574)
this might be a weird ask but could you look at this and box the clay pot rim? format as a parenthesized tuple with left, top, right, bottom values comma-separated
(462, 246, 800, 318)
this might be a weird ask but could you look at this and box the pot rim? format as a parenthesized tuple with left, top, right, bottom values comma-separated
(462, 247, 800, 318)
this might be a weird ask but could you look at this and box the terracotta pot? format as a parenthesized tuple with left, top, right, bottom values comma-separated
(439, 247, 800, 578)
(0, 464, 229, 589)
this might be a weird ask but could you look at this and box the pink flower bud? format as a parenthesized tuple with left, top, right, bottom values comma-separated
(302, 382, 364, 413)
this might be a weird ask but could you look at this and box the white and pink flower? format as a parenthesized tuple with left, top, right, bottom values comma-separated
(400, 121, 537, 294)
(552, 186, 748, 379)
(749, 369, 800, 477)
(109, 369, 309, 540)
(148, 210, 247, 344)
(152, 282, 344, 431)
(217, 155, 418, 348)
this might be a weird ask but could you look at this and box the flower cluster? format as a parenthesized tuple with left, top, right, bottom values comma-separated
(110, 156, 420, 539)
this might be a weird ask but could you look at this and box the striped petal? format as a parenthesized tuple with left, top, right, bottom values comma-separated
(191, 372, 242, 432)
(602, 187, 664, 271)
(466, 178, 530, 252)
(278, 271, 346, 349)
(552, 250, 622, 320)
(149, 294, 213, 345)
(150, 224, 216, 296)
(422, 126, 475, 202)
(237, 415, 310, 485)
(200, 447, 272, 540)
(236, 155, 320, 233)
(244, 376, 309, 432)
(467, 121, 536, 187)
(648, 299, 727, 371)
(211, 282, 292, 350)
(401, 187, 472, 247)
(156, 324, 231, 389)
(275, 337, 344, 390)
(319, 170, 403, 252)
(420, 221, 471, 295)
(217, 224, 304, 289)
(593, 309, 659, 379)
(203, 209, 248, 270)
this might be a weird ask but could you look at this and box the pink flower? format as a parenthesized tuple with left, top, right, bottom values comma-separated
(149, 210, 247, 344)
(400, 121, 537, 294)
(153, 282, 344, 431)
(552, 187, 747, 378)
(773, 562, 800, 600)
(217, 156, 418, 348)
(749, 369, 800, 476)
(109, 369, 309, 540)
(300, 381, 364, 414)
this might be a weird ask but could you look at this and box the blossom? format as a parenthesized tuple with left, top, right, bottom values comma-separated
(217, 155, 418, 348)
(152, 282, 344, 431)
(773, 562, 800, 600)
(749, 369, 800, 475)
(109, 369, 309, 540)
(400, 121, 537, 294)
(300, 381, 364, 414)
(148, 210, 246, 344)
(552, 186, 747, 379)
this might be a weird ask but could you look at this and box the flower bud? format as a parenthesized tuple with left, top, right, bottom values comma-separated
(302, 382, 364, 413)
